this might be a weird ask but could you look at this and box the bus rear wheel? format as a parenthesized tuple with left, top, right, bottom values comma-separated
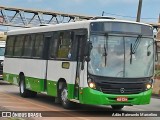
(111, 105, 124, 110)
(60, 83, 74, 109)
(19, 75, 37, 98)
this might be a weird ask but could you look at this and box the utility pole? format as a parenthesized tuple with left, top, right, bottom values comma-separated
(158, 13, 160, 23)
(102, 11, 105, 16)
(136, 0, 143, 22)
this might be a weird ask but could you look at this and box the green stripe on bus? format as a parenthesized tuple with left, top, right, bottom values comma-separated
(81, 87, 152, 105)
(47, 80, 57, 96)
(3, 73, 75, 99)
(3, 73, 19, 85)
(25, 77, 44, 92)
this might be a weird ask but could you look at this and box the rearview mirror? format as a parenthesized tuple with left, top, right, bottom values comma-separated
(84, 41, 92, 56)
(147, 51, 151, 56)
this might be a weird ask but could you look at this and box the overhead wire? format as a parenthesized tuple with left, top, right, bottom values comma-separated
(102, 11, 158, 20)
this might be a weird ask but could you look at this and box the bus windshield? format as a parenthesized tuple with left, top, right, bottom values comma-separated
(88, 34, 154, 78)
(0, 47, 5, 56)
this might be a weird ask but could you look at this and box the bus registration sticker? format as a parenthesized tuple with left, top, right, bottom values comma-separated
(116, 97, 128, 102)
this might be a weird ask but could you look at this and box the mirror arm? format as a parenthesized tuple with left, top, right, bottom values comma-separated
(81, 59, 85, 70)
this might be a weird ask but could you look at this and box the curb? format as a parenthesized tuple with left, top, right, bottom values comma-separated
(152, 94, 160, 99)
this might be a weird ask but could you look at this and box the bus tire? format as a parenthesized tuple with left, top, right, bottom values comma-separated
(29, 91, 37, 98)
(60, 83, 74, 109)
(19, 75, 29, 97)
(111, 105, 124, 110)
(19, 75, 37, 98)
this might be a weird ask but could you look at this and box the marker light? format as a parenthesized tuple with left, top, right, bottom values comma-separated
(146, 84, 152, 90)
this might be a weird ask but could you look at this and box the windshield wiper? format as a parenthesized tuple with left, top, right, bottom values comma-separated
(130, 43, 133, 64)
(103, 33, 108, 66)
(130, 35, 142, 64)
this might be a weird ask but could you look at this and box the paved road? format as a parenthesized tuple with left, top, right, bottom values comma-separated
(0, 80, 160, 120)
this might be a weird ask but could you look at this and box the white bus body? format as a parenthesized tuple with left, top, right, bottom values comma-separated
(3, 19, 155, 109)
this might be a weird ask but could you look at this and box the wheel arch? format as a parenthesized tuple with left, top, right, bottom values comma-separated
(57, 78, 67, 91)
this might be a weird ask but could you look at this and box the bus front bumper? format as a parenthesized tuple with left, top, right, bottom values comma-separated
(80, 87, 152, 105)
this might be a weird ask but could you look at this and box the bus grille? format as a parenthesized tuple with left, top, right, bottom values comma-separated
(97, 82, 146, 94)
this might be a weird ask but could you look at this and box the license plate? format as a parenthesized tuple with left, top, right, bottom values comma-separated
(116, 97, 128, 102)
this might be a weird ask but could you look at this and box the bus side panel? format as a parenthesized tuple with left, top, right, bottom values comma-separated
(25, 77, 44, 92)
(3, 72, 19, 85)
(3, 58, 46, 92)
(47, 60, 77, 98)
(46, 80, 57, 96)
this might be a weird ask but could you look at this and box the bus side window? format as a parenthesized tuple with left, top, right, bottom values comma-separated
(57, 31, 72, 59)
(23, 35, 34, 57)
(13, 35, 25, 57)
(5, 36, 15, 56)
(49, 32, 59, 59)
(32, 34, 44, 58)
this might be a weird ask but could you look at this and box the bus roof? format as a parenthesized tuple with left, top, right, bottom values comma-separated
(7, 19, 152, 36)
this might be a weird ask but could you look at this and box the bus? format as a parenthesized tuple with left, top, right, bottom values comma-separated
(0, 32, 6, 80)
(3, 18, 155, 109)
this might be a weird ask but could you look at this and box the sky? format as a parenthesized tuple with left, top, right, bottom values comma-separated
(0, 0, 159, 30)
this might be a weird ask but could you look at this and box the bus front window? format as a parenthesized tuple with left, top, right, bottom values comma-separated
(88, 35, 124, 77)
(88, 35, 154, 78)
(124, 37, 154, 77)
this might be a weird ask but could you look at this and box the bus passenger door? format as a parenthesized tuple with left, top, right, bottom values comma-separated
(43, 34, 52, 91)
(74, 30, 87, 100)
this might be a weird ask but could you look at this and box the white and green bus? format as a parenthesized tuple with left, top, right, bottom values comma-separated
(0, 32, 6, 79)
(3, 18, 155, 109)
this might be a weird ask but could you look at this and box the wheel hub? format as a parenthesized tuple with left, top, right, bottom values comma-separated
(20, 81, 24, 93)
(61, 89, 68, 104)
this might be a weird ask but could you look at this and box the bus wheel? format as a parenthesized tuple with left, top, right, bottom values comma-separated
(111, 105, 124, 110)
(19, 76, 28, 97)
(19, 75, 37, 98)
(60, 83, 73, 109)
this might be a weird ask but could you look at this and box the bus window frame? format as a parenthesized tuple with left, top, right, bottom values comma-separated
(5, 28, 88, 61)
(48, 31, 59, 60)
(13, 35, 25, 57)
(56, 30, 73, 60)
(5, 35, 15, 57)
(48, 29, 88, 61)
(22, 34, 34, 58)
(31, 33, 45, 59)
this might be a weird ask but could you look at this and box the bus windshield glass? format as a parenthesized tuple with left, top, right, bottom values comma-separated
(88, 34, 154, 78)
(0, 47, 5, 56)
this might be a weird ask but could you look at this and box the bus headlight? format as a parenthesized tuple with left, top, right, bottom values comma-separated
(89, 82, 96, 89)
(87, 78, 96, 89)
(145, 79, 153, 90)
(146, 84, 152, 90)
